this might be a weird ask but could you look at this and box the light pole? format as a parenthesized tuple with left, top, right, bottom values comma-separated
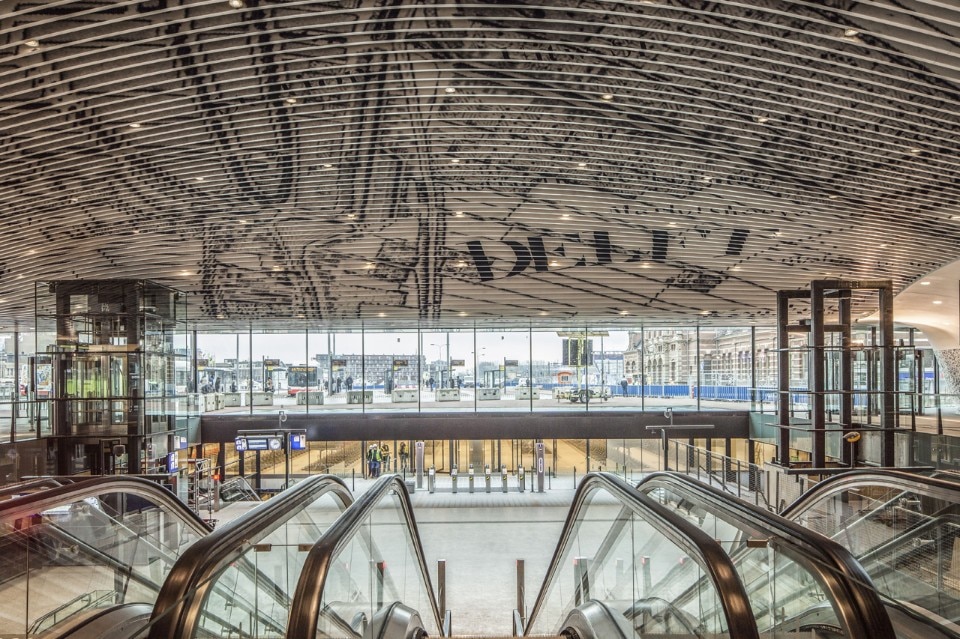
(429, 343, 445, 387)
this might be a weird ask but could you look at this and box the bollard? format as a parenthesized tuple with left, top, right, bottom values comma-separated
(451, 465, 458, 494)
(468, 463, 475, 493)
(484, 464, 492, 493)
(518, 465, 525, 493)
(501, 465, 508, 493)
(428, 466, 436, 493)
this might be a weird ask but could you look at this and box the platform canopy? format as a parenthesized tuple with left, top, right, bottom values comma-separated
(1, 0, 958, 328)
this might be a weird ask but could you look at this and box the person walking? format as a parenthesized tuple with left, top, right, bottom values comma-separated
(620, 378, 628, 397)
(399, 442, 409, 472)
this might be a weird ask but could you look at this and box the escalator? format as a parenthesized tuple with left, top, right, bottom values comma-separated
(636, 472, 896, 639)
(285, 473, 757, 639)
(0, 476, 212, 638)
(783, 470, 960, 637)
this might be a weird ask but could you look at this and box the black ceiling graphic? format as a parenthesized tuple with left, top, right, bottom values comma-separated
(1, 0, 959, 328)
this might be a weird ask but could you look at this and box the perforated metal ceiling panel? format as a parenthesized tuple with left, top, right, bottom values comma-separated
(1, 0, 958, 327)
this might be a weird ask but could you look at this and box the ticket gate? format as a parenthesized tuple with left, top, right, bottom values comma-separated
(500, 466, 508, 493)
(428, 466, 436, 493)
(518, 465, 525, 493)
(468, 464, 475, 493)
(451, 465, 458, 493)
(484, 464, 492, 493)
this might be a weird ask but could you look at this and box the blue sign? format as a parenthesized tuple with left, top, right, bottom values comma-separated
(167, 452, 178, 472)
(290, 432, 306, 450)
(234, 436, 248, 452)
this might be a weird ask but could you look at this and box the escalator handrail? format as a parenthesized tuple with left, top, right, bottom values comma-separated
(0, 477, 77, 500)
(0, 475, 212, 537)
(286, 474, 444, 639)
(638, 471, 896, 639)
(524, 472, 758, 639)
(147, 473, 353, 639)
(782, 469, 960, 520)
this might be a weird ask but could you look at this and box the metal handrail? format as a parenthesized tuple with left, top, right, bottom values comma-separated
(0, 476, 212, 537)
(286, 474, 443, 639)
(148, 474, 352, 639)
(637, 472, 896, 639)
(524, 472, 758, 639)
(783, 469, 960, 520)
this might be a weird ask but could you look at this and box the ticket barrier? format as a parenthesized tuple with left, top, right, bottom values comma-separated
(468, 464, 475, 493)
(428, 466, 436, 494)
(451, 465, 458, 494)
(518, 465, 525, 493)
(500, 466, 508, 493)
(484, 465, 492, 493)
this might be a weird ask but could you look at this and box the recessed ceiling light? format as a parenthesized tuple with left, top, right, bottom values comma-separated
(216, 314, 225, 319)
(195, 176, 205, 182)
(450, 158, 460, 164)
(843, 29, 860, 38)
(540, 311, 549, 316)
(444, 87, 456, 94)
(346, 213, 356, 219)
(730, 266, 742, 272)
(878, 243, 887, 248)
(228, 0, 245, 7)
(323, 163, 334, 169)
(180, 270, 192, 276)
(920, 281, 931, 286)
(640, 262, 651, 268)
(365, 262, 375, 269)
(909, 147, 922, 155)
(296, 313, 306, 318)
(549, 260, 560, 267)
(828, 195, 839, 200)
(24, 39, 40, 48)
(458, 311, 467, 317)
(16, 275, 24, 279)
(284, 97, 297, 105)
(456, 261, 467, 268)
(272, 265, 281, 271)
(577, 162, 587, 168)
(951, 216, 960, 220)
(378, 312, 386, 317)
(128, 122, 142, 129)
(620, 310, 629, 315)
(702, 176, 713, 183)
(772, 231, 782, 237)
(453, 211, 465, 217)
(600, 93, 614, 102)
(668, 221, 676, 226)
(755, 116, 769, 124)
(933, 300, 943, 305)
(700, 310, 710, 315)
(560, 214, 570, 219)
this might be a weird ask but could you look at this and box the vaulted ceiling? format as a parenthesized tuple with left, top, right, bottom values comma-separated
(1, 0, 959, 328)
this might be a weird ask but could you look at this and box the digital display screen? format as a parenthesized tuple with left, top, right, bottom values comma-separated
(290, 433, 306, 450)
(234, 437, 248, 452)
(167, 452, 178, 472)
(246, 437, 269, 451)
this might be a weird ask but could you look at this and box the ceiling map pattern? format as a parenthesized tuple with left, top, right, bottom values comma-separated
(0, 0, 959, 327)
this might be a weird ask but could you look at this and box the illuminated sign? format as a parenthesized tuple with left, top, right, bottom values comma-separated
(392, 359, 409, 367)
(246, 437, 270, 451)
(449, 359, 465, 367)
(166, 452, 178, 472)
(234, 437, 248, 452)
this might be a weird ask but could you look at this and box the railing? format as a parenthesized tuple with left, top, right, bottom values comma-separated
(148, 474, 352, 639)
(637, 472, 897, 639)
(667, 440, 770, 509)
(28, 589, 117, 635)
(525, 472, 759, 639)
(287, 475, 443, 639)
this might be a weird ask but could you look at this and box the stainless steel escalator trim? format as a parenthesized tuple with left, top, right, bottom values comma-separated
(148, 474, 353, 639)
(525, 472, 759, 639)
(0, 475, 213, 537)
(286, 474, 444, 639)
(783, 469, 960, 520)
(638, 471, 897, 639)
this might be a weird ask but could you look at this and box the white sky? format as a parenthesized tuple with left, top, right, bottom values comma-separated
(196, 330, 631, 365)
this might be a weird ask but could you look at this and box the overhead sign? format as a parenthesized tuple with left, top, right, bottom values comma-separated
(331, 359, 347, 369)
(197, 358, 209, 368)
(234, 436, 248, 452)
(449, 359, 465, 367)
(392, 359, 409, 367)
(263, 359, 281, 368)
(289, 432, 307, 450)
(504, 359, 519, 367)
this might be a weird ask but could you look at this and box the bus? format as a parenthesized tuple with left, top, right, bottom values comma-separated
(287, 365, 318, 396)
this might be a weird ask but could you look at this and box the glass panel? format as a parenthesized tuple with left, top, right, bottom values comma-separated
(0, 487, 205, 637)
(362, 331, 421, 412)
(645, 484, 841, 635)
(642, 328, 697, 411)
(193, 488, 345, 638)
(790, 482, 960, 620)
(196, 331, 250, 415)
(529, 483, 730, 636)
(314, 489, 440, 638)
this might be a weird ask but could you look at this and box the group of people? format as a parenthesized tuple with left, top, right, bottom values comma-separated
(323, 376, 354, 394)
(366, 441, 410, 477)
